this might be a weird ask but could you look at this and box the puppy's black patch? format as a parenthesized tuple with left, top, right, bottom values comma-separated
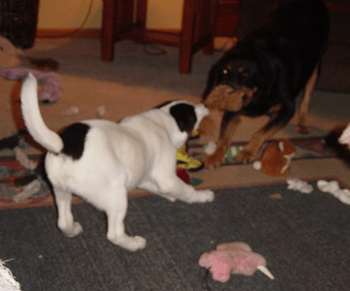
(60, 123, 90, 160)
(170, 103, 197, 133)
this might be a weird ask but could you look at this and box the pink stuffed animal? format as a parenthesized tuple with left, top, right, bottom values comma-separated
(198, 242, 274, 283)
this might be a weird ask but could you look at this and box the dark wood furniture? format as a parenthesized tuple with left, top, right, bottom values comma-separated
(215, 0, 242, 37)
(101, 0, 218, 74)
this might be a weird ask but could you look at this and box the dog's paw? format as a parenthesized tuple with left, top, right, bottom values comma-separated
(62, 222, 83, 238)
(202, 153, 225, 169)
(296, 124, 310, 134)
(109, 235, 147, 252)
(235, 150, 254, 163)
(192, 189, 215, 203)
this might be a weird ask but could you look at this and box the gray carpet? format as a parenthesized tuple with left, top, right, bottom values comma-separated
(1, 182, 349, 291)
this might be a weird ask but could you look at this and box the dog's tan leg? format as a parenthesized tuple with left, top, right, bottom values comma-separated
(54, 187, 83, 237)
(106, 189, 146, 252)
(297, 64, 318, 134)
(202, 114, 240, 168)
(236, 125, 282, 163)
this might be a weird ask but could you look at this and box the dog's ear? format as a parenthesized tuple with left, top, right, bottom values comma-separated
(169, 103, 197, 133)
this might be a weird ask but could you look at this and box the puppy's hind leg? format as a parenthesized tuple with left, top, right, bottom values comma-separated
(54, 187, 83, 237)
(105, 188, 146, 252)
(297, 64, 319, 134)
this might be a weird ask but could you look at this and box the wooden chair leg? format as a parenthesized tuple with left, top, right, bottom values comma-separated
(179, 0, 195, 74)
(101, 0, 116, 61)
(203, 0, 218, 55)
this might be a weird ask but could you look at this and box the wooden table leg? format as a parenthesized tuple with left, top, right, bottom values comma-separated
(101, 0, 116, 61)
(203, 0, 218, 55)
(179, 0, 195, 74)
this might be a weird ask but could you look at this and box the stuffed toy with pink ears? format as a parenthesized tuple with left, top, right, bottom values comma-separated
(198, 242, 274, 283)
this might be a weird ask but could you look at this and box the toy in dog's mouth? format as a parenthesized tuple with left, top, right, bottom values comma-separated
(204, 84, 257, 112)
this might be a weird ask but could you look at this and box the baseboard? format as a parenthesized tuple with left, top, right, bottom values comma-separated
(36, 28, 101, 38)
(36, 28, 236, 51)
(36, 28, 178, 41)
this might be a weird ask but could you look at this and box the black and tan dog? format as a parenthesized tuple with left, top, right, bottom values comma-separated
(202, 0, 329, 167)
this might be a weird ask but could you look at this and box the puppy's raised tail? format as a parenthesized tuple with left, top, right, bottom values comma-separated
(21, 73, 63, 153)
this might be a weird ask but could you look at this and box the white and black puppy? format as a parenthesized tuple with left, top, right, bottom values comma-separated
(21, 73, 214, 252)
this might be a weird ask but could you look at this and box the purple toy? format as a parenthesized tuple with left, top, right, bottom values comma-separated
(0, 68, 63, 103)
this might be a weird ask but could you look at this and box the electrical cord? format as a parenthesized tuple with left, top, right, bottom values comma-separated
(142, 42, 167, 55)
(43, 0, 170, 57)
(45, 0, 94, 38)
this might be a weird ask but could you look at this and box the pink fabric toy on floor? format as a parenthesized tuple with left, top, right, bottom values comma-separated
(0, 68, 63, 103)
(198, 242, 274, 283)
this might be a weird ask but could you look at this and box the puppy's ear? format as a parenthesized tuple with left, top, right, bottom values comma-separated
(170, 103, 197, 133)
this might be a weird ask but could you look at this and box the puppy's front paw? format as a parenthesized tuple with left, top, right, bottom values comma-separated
(235, 150, 254, 163)
(62, 222, 83, 238)
(193, 189, 215, 203)
(109, 235, 147, 252)
(202, 152, 225, 169)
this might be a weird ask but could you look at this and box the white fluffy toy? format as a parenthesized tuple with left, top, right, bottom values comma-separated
(0, 260, 21, 291)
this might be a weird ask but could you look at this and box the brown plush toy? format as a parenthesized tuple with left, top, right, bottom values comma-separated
(0, 35, 58, 70)
(253, 139, 296, 176)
